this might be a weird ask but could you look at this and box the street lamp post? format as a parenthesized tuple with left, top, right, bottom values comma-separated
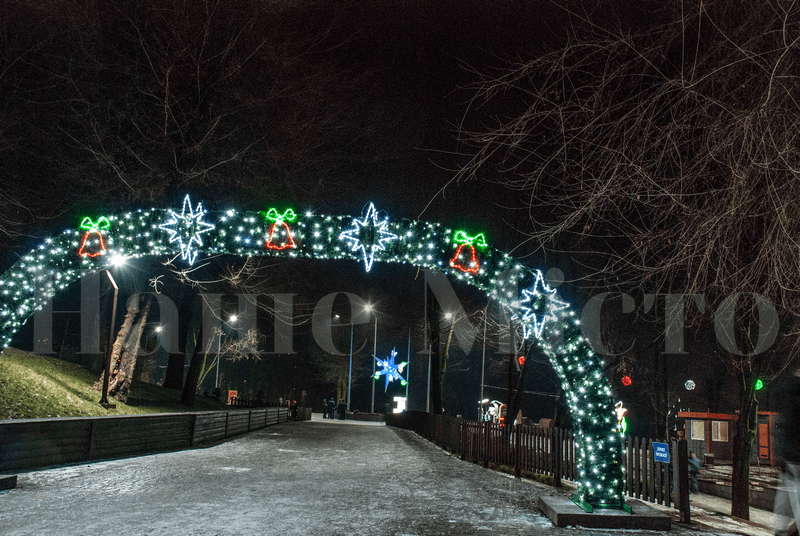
(348, 321, 354, 411)
(215, 315, 236, 390)
(99, 269, 119, 408)
(480, 300, 489, 420)
(335, 314, 356, 412)
(426, 312, 453, 414)
(365, 304, 378, 414)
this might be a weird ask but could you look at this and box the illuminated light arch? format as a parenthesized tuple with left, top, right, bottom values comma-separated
(0, 195, 623, 510)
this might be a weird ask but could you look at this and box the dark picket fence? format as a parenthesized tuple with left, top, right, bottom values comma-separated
(387, 411, 576, 486)
(388, 411, 688, 516)
(622, 435, 676, 507)
(386, 410, 461, 453)
(460, 420, 576, 485)
(0, 407, 290, 473)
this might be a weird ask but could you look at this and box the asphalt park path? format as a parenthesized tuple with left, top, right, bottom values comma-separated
(1, 415, 726, 536)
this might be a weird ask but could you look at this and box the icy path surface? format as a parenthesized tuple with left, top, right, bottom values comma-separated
(1, 418, 723, 535)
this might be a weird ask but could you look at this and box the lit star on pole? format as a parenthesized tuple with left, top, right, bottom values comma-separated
(339, 202, 398, 272)
(159, 195, 215, 265)
(374, 348, 407, 391)
(514, 269, 569, 340)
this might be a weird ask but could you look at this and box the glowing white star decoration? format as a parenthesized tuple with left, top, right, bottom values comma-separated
(339, 202, 398, 272)
(374, 348, 407, 391)
(159, 195, 215, 265)
(515, 269, 569, 339)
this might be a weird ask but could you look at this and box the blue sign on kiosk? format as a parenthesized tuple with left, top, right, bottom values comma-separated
(653, 442, 670, 463)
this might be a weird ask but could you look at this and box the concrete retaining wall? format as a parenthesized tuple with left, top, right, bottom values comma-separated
(0, 407, 289, 473)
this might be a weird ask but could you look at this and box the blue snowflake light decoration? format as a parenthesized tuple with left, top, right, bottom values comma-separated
(159, 194, 215, 265)
(515, 269, 569, 339)
(374, 348, 407, 391)
(339, 202, 398, 272)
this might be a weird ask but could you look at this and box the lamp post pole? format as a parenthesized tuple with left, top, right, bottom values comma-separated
(370, 311, 377, 414)
(426, 345, 431, 413)
(215, 329, 222, 390)
(347, 322, 354, 411)
(99, 269, 118, 407)
(480, 300, 489, 420)
(215, 315, 236, 390)
(405, 328, 410, 402)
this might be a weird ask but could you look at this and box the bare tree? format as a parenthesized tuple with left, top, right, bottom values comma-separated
(0, 0, 388, 261)
(457, 0, 800, 519)
(92, 294, 152, 403)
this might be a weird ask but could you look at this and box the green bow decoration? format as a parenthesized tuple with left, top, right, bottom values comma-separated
(453, 230, 487, 248)
(262, 208, 297, 223)
(80, 216, 111, 232)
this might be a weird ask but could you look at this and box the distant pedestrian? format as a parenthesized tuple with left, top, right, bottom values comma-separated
(327, 398, 336, 419)
(688, 451, 700, 493)
(322, 398, 329, 419)
(775, 366, 800, 536)
(337, 399, 346, 420)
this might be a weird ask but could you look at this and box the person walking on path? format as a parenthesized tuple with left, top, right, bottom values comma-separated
(774, 366, 800, 536)
(337, 399, 346, 420)
(327, 398, 336, 419)
(688, 451, 701, 493)
(322, 398, 329, 419)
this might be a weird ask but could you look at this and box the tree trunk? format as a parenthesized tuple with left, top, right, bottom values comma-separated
(162, 297, 193, 390)
(162, 353, 185, 390)
(180, 294, 205, 406)
(505, 354, 515, 419)
(109, 296, 152, 402)
(427, 290, 443, 414)
(180, 324, 204, 406)
(92, 294, 139, 392)
(508, 357, 526, 426)
(337, 376, 346, 403)
(731, 365, 758, 520)
(437, 324, 454, 411)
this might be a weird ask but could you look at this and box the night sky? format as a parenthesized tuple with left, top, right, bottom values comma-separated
(1, 0, 682, 424)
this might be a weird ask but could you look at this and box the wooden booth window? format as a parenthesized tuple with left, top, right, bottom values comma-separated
(711, 420, 729, 442)
(691, 420, 705, 440)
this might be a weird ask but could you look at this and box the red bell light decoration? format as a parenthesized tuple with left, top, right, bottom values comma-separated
(621, 375, 632, 387)
(262, 208, 297, 251)
(449, 230, 487, 274)
(517, 355, 525, 367)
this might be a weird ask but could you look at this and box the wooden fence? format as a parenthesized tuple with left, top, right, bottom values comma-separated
(388, 413, 687, 514)
(622, 436, 675, 507)
(0, 407, 289, 473)
(385, 410, 461, 453)
(460, 421, 576, 484)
